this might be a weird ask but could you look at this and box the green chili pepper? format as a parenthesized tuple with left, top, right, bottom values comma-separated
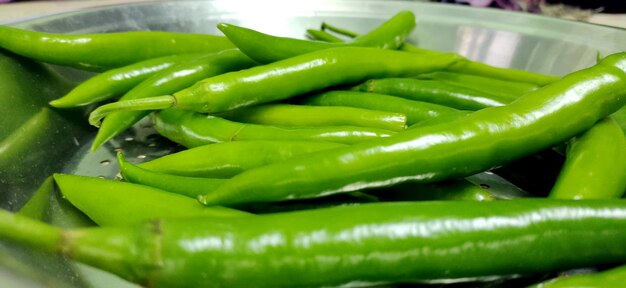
(407, 111, 472, 129)
(305, 29, 344, 43)
(136, 140, 346, 178)
(318, 21, 559, 85)
(88, 47, 460, 125)
(531, 264, 626, 288)
(549, 117, 626, 199)
(320, 21, 360, 38)
(353, 77, 511, 110)
(370, 179, 496, 202)
(0, 25, 235, 71)
(52, 174, 250, 226)
(90, 49, 257, 151)
(3, 200, 626, 287)
(217, 103, 407, 131)
(152, 109, 393, 148)
(49, 53, 205, 108)
(301, 90, 460, 125)
(118, 152, 225, 198)
(219, 11, 415, 64)
(198, 52, 626, 206)
(418, 71, 539, 101)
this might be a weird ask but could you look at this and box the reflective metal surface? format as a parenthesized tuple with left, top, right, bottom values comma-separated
(1, 0, 625, 287)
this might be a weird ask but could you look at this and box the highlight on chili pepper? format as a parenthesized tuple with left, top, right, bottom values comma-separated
(2, 9, 626, 288)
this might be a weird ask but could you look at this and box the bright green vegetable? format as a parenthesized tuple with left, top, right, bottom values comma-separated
(198, 52, 626, 206)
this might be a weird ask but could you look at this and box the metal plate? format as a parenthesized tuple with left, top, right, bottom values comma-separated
(1, 0, 625, 287)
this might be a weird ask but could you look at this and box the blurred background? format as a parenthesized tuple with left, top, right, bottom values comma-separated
(0, 0, 625, 28)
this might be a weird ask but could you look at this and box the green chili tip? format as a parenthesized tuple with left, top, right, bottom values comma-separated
(88, 95, 176, 127)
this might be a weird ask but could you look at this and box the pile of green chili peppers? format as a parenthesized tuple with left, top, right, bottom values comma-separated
(1, 10, 626, 288)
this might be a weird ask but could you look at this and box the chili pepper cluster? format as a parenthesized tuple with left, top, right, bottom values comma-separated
(1, 10, 626, 288)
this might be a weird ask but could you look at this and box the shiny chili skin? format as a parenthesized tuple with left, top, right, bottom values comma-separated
(0, 25, 235, 71)
(4, 200, 626, 287)
(418, 71, 539, 101)
(152, 109, 395, 147)
(549, 117, 626, 199)
(198, 52, 626, 206)
(218, 11, 415, 63)
(301, 90, 460, 125)
(318, 21, 559, 85)
(137, 140, 345, 178)
(90, 49, 257, 151)
(353, 77, 511, 110)
(370, 179, 495, 202)
(88, 47, 460, 126)
(118, 153, 226, 198)
(52, 174, 249, 226)
(49, 54, 205, 108)
(217, 103, 407, 131)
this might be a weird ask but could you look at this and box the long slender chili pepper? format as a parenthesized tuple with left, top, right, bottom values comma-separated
(3, 200, 626, 287)
(88, 47, 460, 126)
(198, 52, 626, 206)
(137, 140, 347, 178)
(549, 117, 626, 199)
(318, 21, 559, 85)
(49, 53, 205, 108)
(354, 77, 510, 110)
(368, 179, 496, 202)
(152, 110, 395, 148)
(90, 49, 257, 151)
(531, 264, 626, 288)
(118, 153, 225, 198)
(52, 174, 250, 226)
(0, 25, 235, 71)
(301, 90, 460, 125)
(218, 11, 415, 64)
(418, 71, 539, 101)
(217, 103, 407, 131)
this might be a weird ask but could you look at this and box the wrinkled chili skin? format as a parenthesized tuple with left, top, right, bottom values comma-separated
(0, 26, 235, 71)
(198, 52, 626, 206)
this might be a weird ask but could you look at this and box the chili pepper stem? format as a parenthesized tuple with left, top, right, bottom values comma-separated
(0, 209, 160, 284)
(88, 95, 176, 127)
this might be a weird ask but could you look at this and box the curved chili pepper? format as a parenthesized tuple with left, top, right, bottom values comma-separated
(3, 200, 626, 287)
(152, 110, 395, 148)
(354, 77, 510, 110)
(218, 103, 407, 131)
(218, 11, 415, 64)
(90, 49, 257, 151)
(532, 264, 626, 288)
(301, 90, 460, 125)
(418, 71, 539, 101)
(0, 25, 235, 71)
(198, 52, 626, 206)
(88, 47, 460, 126)
(49, 53, 205, 108)
(549, 117, 626, 199)
(136, 140, 346, 178)
(52, 173, 250, 226)
(318, 21, 559, 85)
